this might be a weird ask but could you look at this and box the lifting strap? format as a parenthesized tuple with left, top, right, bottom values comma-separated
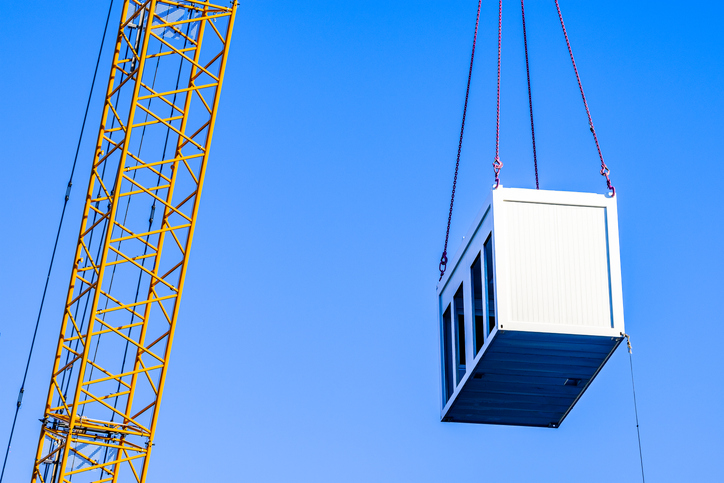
(555, 0, 615, 195)
(492, 0, 503, 189)
(521, 0, 539, 189)
(439, 0, 482, 281)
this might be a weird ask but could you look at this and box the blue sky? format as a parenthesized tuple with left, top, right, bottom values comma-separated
(0, 1, 722, 481)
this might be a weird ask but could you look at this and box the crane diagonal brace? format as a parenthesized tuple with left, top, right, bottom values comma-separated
(32, 2, 237, 482)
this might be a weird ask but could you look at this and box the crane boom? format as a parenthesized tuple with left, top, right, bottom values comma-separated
(32, 1, 237, 481)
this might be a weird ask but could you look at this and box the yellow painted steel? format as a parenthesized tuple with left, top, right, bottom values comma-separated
(32, 1, 237, 481)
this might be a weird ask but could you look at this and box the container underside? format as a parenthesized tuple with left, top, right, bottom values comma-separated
(443, 331, 622, 427)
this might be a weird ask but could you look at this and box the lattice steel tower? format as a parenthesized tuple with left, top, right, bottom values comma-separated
(32, 1, 237, 481)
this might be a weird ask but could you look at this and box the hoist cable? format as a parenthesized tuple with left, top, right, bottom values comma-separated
(622, 334, 646, 482)
(520, 0, 539, 189)
(438, 0, 482, 281)
(492, 0, 503, 189)
(554, 0, 614, 195)
(0, 1, 115, 481)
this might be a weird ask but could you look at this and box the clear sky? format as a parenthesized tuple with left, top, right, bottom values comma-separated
(1, 1, 722, 481)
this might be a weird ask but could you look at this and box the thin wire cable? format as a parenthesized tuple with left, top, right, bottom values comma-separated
(520, 0, 539, 189)
(492, 0, 503, 189)
(0, 1, 115, 481)
(438, 0, 482, 281)
(629, 353, 645, 482)
(554, 0, 614, 195)
(623, 334, 646, 482)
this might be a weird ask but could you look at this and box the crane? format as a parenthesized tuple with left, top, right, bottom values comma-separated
(29, 1, 237, 481)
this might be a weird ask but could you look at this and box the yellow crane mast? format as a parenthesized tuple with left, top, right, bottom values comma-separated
(32, 1, 237, 481)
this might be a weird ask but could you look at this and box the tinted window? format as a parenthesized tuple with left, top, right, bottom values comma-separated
(454, 285, 466, 385)
(470, 254, 485, 354)
(441, 304, 454, 403)
(484, 237, 496, 334)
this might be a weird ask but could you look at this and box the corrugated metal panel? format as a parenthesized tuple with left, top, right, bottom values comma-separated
(503, 201, 612, 328)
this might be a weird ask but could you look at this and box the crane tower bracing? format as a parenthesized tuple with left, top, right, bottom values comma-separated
(32, 1, 237, 481)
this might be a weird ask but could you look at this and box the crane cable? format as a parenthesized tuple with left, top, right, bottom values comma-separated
(492, 0, 503, 189)
(438, 0, 482, 281)
(554, 0, 614, 196)
(439, 0, 617, 281)
(0, 1, 115, 481)
(622, 333, 646, 482)
(520, 0, 539, 189)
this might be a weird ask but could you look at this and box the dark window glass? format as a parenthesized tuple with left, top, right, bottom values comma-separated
(441, 304, 454, 403)
(484, 236, 496, 334)
(454, 284, 466, 385)
(470, 254, 485, 354)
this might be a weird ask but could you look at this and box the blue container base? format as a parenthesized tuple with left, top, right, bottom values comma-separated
(443, 330, 622, 427)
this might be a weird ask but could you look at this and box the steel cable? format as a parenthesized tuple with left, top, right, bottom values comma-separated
(623, 334, 646, 482)
(521, 0, 539, 189)
(554, 0, 614, 195)
(492, 0, 503, 189)
(438, 0, 482, 281)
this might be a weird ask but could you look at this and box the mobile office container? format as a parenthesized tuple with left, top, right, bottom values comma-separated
(438, 187, 624, 427)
